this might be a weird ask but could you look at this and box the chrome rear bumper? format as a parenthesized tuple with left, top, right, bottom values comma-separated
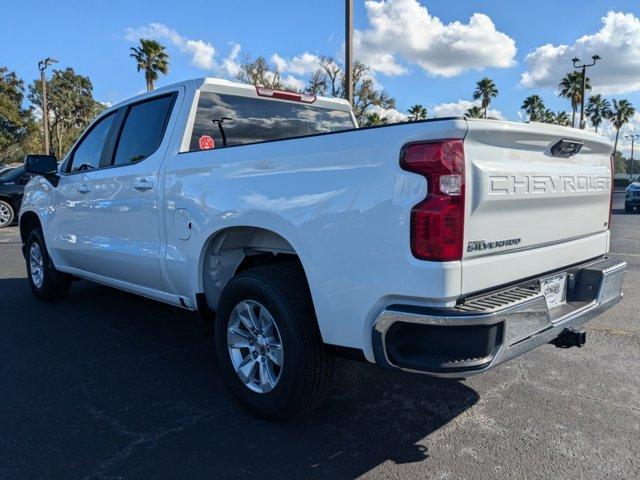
(372, 257, 626, 377)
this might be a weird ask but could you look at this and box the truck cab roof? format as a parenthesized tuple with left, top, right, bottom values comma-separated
(112, 77, 353, 113)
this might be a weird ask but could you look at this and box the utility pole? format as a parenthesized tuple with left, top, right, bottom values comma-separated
(345, 0, 353, 106)
(572, 55, 600, 129)
(626, 134, 639, 182)
(38, 57, 58, 155)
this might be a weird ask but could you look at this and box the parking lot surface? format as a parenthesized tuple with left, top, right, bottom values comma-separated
(1, 193, 639, 479)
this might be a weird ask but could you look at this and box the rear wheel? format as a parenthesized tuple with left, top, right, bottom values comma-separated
(26, 227, 71, 301)
(214, 263, 333, 420)
(0, 200, 14, 228)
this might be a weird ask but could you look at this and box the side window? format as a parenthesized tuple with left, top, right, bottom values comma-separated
(69, 112, 115, 173)
(113, 95, 174, 166)
(188, 92, 354, 151)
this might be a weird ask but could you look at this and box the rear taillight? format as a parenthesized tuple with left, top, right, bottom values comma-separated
(255, 86, 316, 103)
(400, 140, 465, 261)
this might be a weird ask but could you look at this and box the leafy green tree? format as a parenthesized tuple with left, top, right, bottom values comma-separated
(555, 111, 572, 127)
(130, 39, 170, 91)
(407, 104, 427, 121)
(473, 77, 498, 118)
(0, 67, 40, 164)
(612, 150, 628, 174)
(465, 106, 484, 118)
(559, 71, 591, 127)
(585, 94, 611, 133)
(521, 95, 545, 122)
(364, 112, 388, 126)
(606, 99, 636, 155)
(29, 68, 105, 159)
(305, 56, 395, 125)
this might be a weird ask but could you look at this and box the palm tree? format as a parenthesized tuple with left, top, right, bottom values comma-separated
(559, 71, 591, 128)
(365, 112, 387, 126)
(473, 77, 498, 118)
(585, 95, 611, 133)
(407, 104, 427, 121)
(130, 39, 170, 91)
(555, 111, 572, 127)
(465, 106, 484, 118)
(521, 95, 545, 122)
(542, 109, 556, 124)
(607, 99, 636, 154)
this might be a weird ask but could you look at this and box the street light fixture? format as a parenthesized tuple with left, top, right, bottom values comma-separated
(572, 54, 601, 130)
(38, 57, 58, 155)
(625, 134, 639, 182)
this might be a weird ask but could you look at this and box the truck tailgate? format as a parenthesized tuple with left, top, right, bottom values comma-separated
(462, 119, 613, 294)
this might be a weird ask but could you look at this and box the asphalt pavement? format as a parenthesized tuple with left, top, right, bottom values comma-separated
(1, 192, 638, 479)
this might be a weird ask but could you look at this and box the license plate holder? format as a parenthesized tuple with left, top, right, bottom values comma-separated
(540, 273, 567, 309)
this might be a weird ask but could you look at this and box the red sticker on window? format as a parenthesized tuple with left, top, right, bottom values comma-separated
(199, 135, 215, 150)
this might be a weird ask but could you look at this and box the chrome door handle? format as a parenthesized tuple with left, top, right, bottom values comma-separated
(133, 178, 154, 191)
(77, 184, 91, 194)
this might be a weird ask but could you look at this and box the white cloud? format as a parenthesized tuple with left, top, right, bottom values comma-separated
(281, 74, 306, 92)
(432, 99, 503, 119)
(222, 43, 242, 77)
(355, 0, 516, 77)
(125, 23, 247, 80)
(271, 52, 321, 75)
(521, 11, 640, 94)
(125, 23, 216, 70)
(368, 105, 408, 123)
(596, 112, 640, 155)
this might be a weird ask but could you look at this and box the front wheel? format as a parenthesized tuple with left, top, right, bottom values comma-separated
(0, 200, 14, 228)
(25, 227, 71, 301)
(625, 203, 634, 213)
(215, 263, 333, 420)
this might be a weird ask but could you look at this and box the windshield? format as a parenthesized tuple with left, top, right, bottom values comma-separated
(0, 167, 22, 181)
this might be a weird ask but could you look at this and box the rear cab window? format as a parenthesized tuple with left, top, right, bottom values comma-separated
(188, 91, 355, 151)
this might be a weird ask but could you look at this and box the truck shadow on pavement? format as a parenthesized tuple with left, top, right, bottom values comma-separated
(2, 278, 479, 480)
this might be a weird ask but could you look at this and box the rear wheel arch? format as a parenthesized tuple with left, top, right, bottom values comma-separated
(198, 226, 314, 314)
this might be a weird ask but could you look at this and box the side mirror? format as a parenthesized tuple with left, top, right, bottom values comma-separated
(24, 154, 58, 175)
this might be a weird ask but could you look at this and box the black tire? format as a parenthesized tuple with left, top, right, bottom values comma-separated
(625, 203, 633, 213)
(0, 199, 14, 228)
(215, 263, 333, 420)
(25, 227, 71, 301)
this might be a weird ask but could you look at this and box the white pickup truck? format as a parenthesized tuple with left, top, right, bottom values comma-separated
(20, 78, 625, 419)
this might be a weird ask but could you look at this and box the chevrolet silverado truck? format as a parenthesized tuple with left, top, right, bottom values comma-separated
(19, 78, 625, 419)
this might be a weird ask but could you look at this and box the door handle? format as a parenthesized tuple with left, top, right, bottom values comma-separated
(133, 178, 154, 191)
(77, 184, 91, 194)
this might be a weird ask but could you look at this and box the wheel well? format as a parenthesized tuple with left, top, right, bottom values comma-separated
(19, 211, 41, 245)
(0, 195, 15, 209)
(201, 227, 308, 312)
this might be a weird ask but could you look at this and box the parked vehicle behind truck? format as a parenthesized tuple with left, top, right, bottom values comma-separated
(19, 78, 625, 419)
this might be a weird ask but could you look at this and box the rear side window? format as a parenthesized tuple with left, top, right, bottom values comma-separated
(113, 94, 174, 166)
(189, 92, 354, 151)
(69, 112, 115, 172)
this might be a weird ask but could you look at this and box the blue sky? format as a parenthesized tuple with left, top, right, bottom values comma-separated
(2, 0, 640, 149)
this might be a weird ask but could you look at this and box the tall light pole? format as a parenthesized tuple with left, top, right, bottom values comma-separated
(572, 54, 600, 129)
(38, 57, 58, 155)
(626, 134, 639, 182)
(345, 0, 353, 106)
